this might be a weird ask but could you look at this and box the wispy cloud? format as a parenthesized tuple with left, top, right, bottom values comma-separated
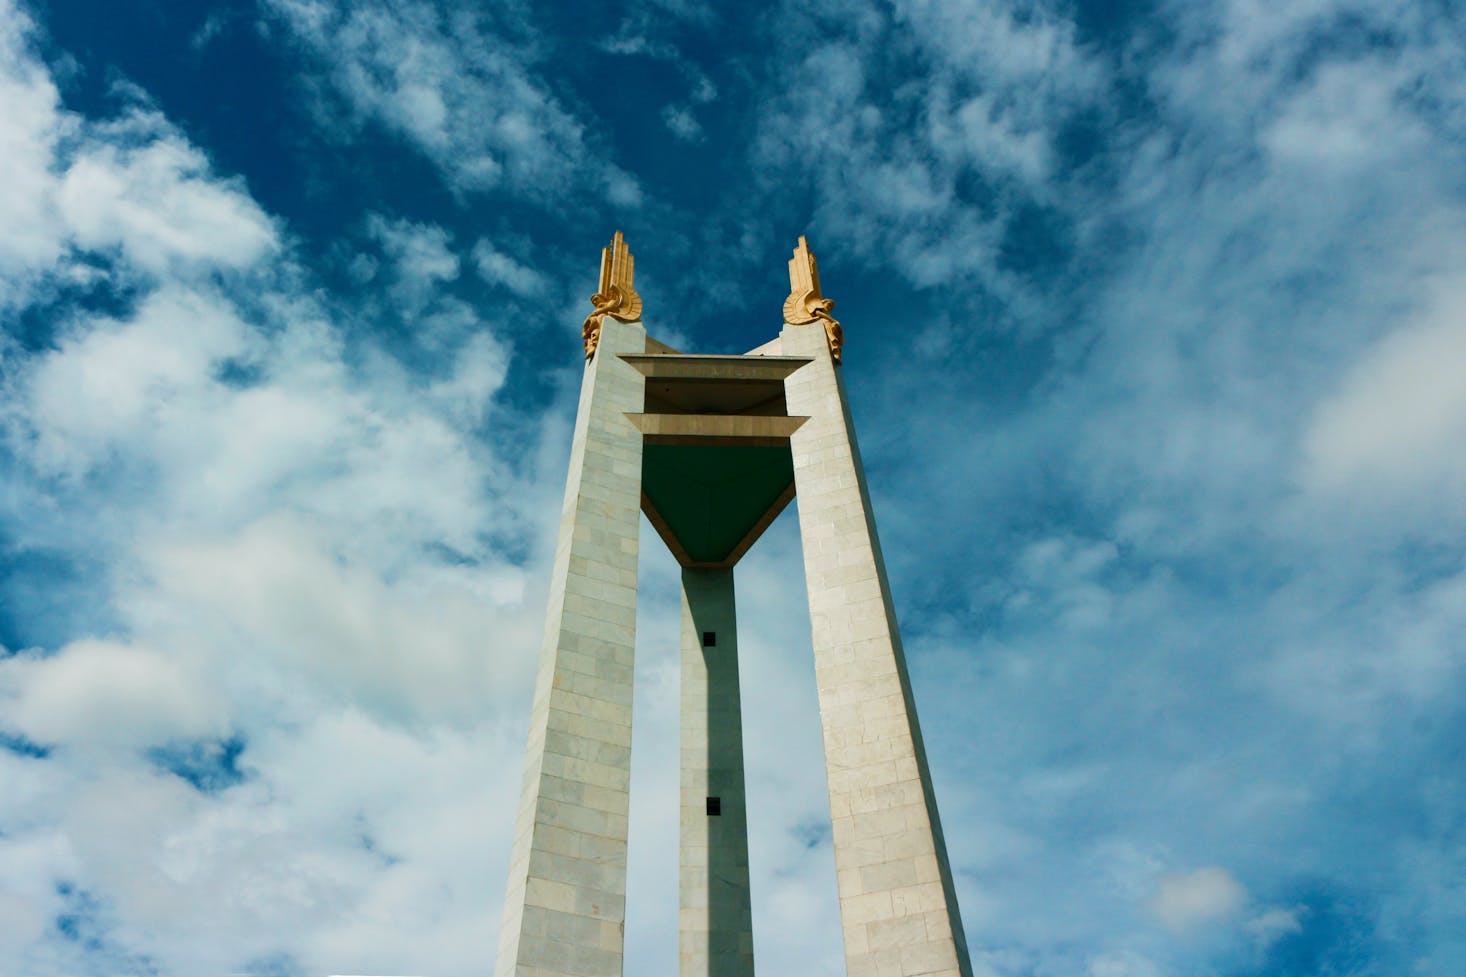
(1302, 280, 1466, 507)
(1149, 867, 1247, 933)
(471, 238, 548, 298)
(263, 0, 642, 205)
(661, 103, 704, 143)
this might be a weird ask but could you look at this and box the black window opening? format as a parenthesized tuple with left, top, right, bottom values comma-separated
(706, 796, 721, 816)
(702, 631, 716, 647)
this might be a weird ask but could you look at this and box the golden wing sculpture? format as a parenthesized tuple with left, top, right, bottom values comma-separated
(583, 231, 643, 360)
(782, 235, 843, 364)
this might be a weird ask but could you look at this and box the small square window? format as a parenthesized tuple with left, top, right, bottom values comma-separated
(706, 796, 722, 816)
(702, 631, 716, 647)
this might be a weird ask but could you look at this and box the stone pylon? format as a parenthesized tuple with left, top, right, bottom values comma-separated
(495, 233, 971, 977)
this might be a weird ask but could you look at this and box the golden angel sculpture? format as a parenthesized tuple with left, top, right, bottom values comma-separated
(583, 231, 643, 360)
(783, 235, 843, 364)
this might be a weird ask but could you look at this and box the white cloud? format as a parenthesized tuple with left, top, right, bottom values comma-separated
(1149, 867, 1247, 932)
(931, 90, 1052, 185)
(58, 110, 278, 274)
(1302, 280, 1466, 501)
(0, 710, 526, 977)
(1254, 566, 1466, 739)
(895, 0, 1100, 96)
(661, 103, 704, 143)
(1245, 906, 1303, 947)
(0, 0, 275, 311)
(428, 330, 511, 425)
(264, 0, 634, 203)
(247, 711, 521, 976)
(141, 515, 534, 724)
(1261, 60, 1419, 166)
(1089, 949, 1164, 977)
(14, 263, 513, 555)
(1003, 535, 1120, 632)
(0, 639, 224, 751)
(0, 884, 50, 962)
(22, 285, 258, 479)
(366, 213, 459, 306)
(471, 239, 547, 298)
(0, 0, 67, 303)
(753, 0, 1102, 294)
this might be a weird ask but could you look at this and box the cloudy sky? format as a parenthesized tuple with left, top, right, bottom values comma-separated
(2, 0, 1465, 975)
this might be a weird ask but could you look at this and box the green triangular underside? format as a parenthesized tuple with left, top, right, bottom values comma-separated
(642, 443, 794, 564)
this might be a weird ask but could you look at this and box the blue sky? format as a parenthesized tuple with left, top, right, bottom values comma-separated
(1, 0, 1465, 975)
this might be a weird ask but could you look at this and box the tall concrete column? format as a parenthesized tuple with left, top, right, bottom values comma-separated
(679, 568, 755, 977)
(495, 317, 647, 977)
(780, 323, 973, 977)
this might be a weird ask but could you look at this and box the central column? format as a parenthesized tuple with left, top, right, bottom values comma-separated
(679, 568, 756, 977)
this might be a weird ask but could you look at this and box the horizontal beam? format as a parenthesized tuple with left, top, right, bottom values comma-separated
(625, 413, 809, 445)
(618, 354, 812, 382)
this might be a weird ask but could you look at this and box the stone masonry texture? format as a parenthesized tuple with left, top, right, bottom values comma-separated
(495, 318, 647, 977)
(780, 323, 974, 977)
(680, 568, 756, 977)
(495, 314, 970, 977)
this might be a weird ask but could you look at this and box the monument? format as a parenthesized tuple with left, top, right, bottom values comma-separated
(494, 233, 972, 977)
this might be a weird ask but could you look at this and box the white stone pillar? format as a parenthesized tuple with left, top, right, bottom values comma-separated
(780, 324, 972, 977)
(495, 318, 647, 977)
(679, 568, 756, 977)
